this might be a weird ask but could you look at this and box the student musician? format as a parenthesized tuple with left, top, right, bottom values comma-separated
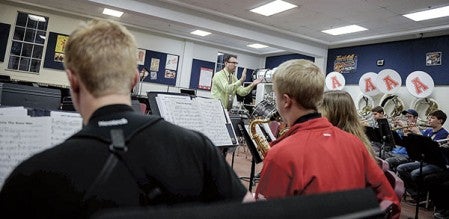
(254, 59, 400, 218)
(0, 19, 253, 219)
(396, 110, 449, 202)
(382, 109, 421, 171)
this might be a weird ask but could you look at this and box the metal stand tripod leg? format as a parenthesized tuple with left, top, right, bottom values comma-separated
(415, 159, 424, 219)
(248, 157, 256, 192)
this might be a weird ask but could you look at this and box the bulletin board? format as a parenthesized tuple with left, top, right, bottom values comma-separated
(189, 59, 215, 90)
(0, 23, 10, 62)
(43, 32, 69, 70)
(139, 50, 179, 86)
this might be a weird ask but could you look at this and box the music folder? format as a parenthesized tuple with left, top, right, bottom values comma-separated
(402, 134, 447, 168)
(376, 118, 396, 151)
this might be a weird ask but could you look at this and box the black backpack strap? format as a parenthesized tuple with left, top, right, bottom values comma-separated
(82, 129, 124, 202)
(77, 112, 166, 205)
(72, 112, 162, 143)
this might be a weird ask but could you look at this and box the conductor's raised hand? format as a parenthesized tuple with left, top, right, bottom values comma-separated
(240, 68, 247, 82)
(252, 78, 263, 86)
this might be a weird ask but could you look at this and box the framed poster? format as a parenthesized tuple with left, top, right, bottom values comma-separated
(136, 48, 146, 65)
(150, 58, 160, 71)
(426, 52, 442, 66)
(333, 54, 357, 73)
(198, 67, 213, 90)
(165, 54, 179, 71)
(43, 32, 69, 70)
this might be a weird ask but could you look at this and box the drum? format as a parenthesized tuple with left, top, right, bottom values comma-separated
(264, 68, 275, 83)
(253, 69, 269, 81)
(251, 99, 279, 120)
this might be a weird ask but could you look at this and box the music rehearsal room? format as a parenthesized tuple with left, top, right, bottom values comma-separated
(1, 0, 449, 218)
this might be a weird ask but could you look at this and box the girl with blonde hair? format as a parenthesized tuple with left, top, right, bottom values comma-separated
(319, 90, 376, 159)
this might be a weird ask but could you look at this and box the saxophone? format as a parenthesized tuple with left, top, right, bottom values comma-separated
(249, 118, 272, 160)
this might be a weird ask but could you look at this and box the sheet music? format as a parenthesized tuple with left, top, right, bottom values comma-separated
(50, 111, 83, 146)
(155, 94, 234, 146)
(0, 116, 52, 188)
(0, 106, 28, 116)
(194, 97, 233, 146)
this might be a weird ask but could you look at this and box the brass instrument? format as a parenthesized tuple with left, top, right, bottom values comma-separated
(249, 99, 281, 160)
(425, 99, 439, 116)
(249, 118, 272, 159)
(390, 124, 431, 131)
(358, 96, 373, 117)
(390, 96, 404, 117)
(380, 94, 404, 118)
(413, 98, 439, 121)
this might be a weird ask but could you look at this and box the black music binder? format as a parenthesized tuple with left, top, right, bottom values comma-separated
(401, 134, 447, 168)
(365, 126, 381, 143)
(377, 118, 396, 152)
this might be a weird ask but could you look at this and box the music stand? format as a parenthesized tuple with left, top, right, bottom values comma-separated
(376, 118, 396, 158)
(401, 134, 447, 219)
(237, 119, 263, 192)
(365, 126, 381, 143)
(402, 134, 446, 168)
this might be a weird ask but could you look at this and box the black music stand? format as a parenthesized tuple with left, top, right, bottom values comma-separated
(237, 119, 263, 192)
(377, 118, 396, 158)
(401, 134, 447, 219)
(365, 126, 381, 143)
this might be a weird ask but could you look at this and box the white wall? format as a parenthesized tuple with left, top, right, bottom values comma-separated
(0, 3, 87, 86)
(0, 2, 265, 97)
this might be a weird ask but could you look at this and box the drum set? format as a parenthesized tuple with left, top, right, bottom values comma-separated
(251, 99, 280, 121)
(252, 68, 276, 83)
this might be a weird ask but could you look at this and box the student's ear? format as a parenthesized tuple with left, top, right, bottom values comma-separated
(281, 93, 292, 109)
(66, 69, 79, 94)
(132, 69, 139, 88)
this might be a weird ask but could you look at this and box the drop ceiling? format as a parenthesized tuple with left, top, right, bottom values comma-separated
(5, 0, 449, 56)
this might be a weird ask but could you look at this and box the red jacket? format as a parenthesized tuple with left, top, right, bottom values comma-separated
(256, 117, 400, 218)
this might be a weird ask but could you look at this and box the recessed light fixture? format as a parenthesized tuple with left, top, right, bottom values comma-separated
(250, 0, 297, 16)
(102, 8, 124, 17)
(247, 43, 268, 49)
(322, 25, 368, 35)
(403, 5, 449, 21)
(28, 15, 46, 22)
(190, 30, 211, 37)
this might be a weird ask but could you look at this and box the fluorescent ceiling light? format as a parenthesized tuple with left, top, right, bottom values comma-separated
(250, 0, 297, 16)
(403, 5, 449, 21)
(28, 15, 46, 22)
(322, 25, 368, 35)
(247, 43, 268, 49)
(102, 8, 124, 17)
(190, 30, 211, 37)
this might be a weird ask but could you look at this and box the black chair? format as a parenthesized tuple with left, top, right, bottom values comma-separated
(92, 189, 384, 219)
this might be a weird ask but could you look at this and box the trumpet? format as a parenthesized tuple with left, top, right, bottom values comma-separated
(390, 124, 431, 131)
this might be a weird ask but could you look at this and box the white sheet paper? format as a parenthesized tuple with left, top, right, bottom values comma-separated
(156, 94, 234, 146)
(0, 116, 52, 188)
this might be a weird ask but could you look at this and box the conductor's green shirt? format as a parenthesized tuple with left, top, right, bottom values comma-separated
(211, 68, 254, 110)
